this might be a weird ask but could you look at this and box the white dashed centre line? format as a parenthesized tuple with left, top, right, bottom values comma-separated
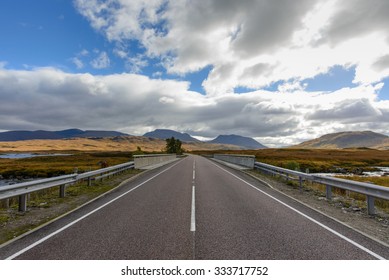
(191, 160, 196, 232)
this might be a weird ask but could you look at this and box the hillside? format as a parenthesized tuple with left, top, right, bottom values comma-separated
(0, 129, 128, 141)
(292, 131, 389, 149)
(0, 136, 242, 152)
(143, 129, 200, 142)
(209, 134, 267, 149)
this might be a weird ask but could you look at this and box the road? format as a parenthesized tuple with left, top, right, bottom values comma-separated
(0, 155, 388, 259)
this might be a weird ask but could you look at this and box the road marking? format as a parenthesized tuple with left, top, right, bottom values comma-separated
(211, 162, 386, 260)
(191, 159, 196, 232)
(6, 160, 184, 260)
(191, 185, 196, 232)
(192, 160, 196, 180)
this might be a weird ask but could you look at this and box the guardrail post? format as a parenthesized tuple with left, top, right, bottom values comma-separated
(367, 196, 375, 215)
(88, 177, 92, 186)
(2, 199, 10, 209)
(19, 194, 27, 212)
(59, 184, 66, 198)
(326, 185, 332, 200)
(299, 176, 303, 192)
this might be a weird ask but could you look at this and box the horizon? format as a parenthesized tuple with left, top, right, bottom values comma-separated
(1, 1, 389, 147)
(0, 127, 388, 149)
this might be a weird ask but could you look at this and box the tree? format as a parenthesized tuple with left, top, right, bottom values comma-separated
(165, 137, 183, 154)
(133, 146, 144, 155)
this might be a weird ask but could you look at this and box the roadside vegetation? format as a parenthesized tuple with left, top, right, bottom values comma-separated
(193, 148, 389, 173)
(0, 151, 135, 179)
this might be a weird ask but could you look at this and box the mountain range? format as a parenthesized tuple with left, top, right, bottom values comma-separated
(292, 131, 389, 150)
(143, 129, 266, 149)
(143, 129, 200, 143)
(0, 128, 266, 150)
(209, 134, 267, 149)
(0, 129, 128, 141)
(2, 128, 387, 150)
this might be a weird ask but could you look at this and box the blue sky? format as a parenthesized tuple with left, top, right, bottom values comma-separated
(1, 0, 389, 146)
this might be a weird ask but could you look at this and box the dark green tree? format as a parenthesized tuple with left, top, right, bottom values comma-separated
(133, 146, 144, 155)
(165, 137, 183, 154)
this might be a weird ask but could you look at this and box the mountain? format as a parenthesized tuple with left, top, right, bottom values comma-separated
(0, 136, 243, 152)
(0, 129, 128, 141)
(209, 134, 267, 149)
(292, 131, 389, 149)
(143, 129, 200, 142)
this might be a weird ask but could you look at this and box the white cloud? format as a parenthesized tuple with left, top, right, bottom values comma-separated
(1, 68, 389, 146)
(70, 49, 91, 69)
(90, 51, 110, 69)
(74, 0, 389, 96)
(159, 96, 175, 104)
(125, 55, 148, 73)
(79, 49, 89, 56)
(71, 57, 84, 69)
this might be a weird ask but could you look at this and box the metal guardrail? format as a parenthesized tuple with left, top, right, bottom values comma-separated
(254, 161, 389, 215)
(255, 162, 313, 180)
(0, 161, 134, 212)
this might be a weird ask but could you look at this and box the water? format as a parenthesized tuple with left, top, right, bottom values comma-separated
(0, 153, 71, 159)
(0, 178, 39, 188)
(0, 179, 8, 187)
(0, 153, 71, 187)
(312, 167, 389, 177)
(0, 178, 20, 188)
(363, 167, 389, 177)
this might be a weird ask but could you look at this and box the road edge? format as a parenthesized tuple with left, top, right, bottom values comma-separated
(210, 157, 389, 249)
(243, 170, 389, 249)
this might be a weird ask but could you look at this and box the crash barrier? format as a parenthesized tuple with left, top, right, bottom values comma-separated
(254, 161, 389, 215)
(214, 154, 389, 215)
(0, 161, 134, 212)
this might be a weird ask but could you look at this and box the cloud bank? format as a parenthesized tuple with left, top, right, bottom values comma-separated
(1, 68, 388, 146)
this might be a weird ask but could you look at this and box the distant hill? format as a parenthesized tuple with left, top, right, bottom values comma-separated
(292, 131, 389, 149)
(209, 134, 267, 149)
(143, 129, 200, 142)
(0, 136, 243, 152)
(0, 129, 128, 141)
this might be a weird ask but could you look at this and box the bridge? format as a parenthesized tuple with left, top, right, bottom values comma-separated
(0, 155, 388, 259)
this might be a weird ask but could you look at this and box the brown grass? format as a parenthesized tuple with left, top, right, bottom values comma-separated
(0, 136, 241, 153)
(0, 152, 134, 179)
(193, 148, 389, 173)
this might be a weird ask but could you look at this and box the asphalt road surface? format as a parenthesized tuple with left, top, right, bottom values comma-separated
(1, 155, 388, 260)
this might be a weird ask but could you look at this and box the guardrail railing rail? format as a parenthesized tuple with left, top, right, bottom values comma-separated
(212, 154, 389, 215)
(0, 161, 135, 212)
(254, 161, 389, 215)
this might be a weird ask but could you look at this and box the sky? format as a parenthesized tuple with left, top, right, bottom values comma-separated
(1, 0, 389, 147)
